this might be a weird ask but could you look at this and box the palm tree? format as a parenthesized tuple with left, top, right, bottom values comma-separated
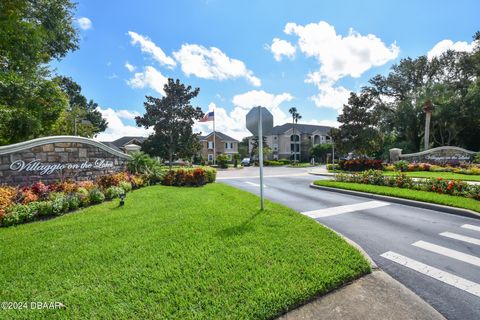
(288, 107, 302, 163)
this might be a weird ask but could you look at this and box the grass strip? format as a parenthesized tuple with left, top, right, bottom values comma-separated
(0, 183, 370, 320)
(314, 180, 480, 213)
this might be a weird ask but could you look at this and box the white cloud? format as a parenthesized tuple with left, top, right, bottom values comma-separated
(126, 66, 168, 95)
(173, 44, 261, 86)
(285, 21, 399, 84)
(270, 38, 296, 61)
(127, 31, 176, 68)
(107, 73, 118, 80)
(125, 62, 136, 72)
(116, 109, 140, 119)
(76, 17, 92, 30)
(427, 39, 478, 60)
(311, 84, 351, 112)
(94, 108, 151, 142)
(194, 90, 293, 140)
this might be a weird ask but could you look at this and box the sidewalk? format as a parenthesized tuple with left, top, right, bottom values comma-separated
(278, 269, 444, 320)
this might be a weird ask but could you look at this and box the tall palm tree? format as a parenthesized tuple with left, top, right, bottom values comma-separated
(288, 107, 302, 163)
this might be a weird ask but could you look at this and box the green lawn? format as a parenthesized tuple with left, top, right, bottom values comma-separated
(328, 169, 480, 182)
(314, 180, 480, 213)
(0, 183, 369, 320)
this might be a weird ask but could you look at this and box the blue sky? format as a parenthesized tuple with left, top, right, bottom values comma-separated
(52, 0, 479, 141)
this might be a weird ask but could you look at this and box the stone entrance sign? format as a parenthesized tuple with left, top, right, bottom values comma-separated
(390, 146, 477, 164)
(0, 136, 131, 186)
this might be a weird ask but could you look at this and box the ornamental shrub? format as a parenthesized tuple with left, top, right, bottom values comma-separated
(37, 201, 54, 217)
(394, 160, 409, 172)
(104, 186, 124, 200)
(216, 154, 229, 168)
(119, 181, 132, 193)
(327, 163, 340, 171)
(339, 159, 383, 171)
(0, 186, 17, 218)
(51, 194, 69, 215)
(2, 204, 35, 226)
(89, 188, 105, 204)
(76, 187, 90, 207)
(67, 194, 80, 210)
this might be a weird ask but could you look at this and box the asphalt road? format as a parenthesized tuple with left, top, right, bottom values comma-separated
(218, 166, 480, 320)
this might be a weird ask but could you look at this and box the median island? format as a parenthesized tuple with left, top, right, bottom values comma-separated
(0, 183, 370, 319)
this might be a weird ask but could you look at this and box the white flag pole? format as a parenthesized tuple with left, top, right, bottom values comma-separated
(213, 108, 216, 166)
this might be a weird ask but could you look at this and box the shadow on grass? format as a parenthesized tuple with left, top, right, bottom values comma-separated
(216, 209, 263, 238)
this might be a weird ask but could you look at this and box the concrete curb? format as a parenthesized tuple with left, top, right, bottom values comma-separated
(309, 183, 480, 219)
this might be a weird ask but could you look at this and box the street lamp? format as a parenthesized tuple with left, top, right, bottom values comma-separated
(74, 116, 92, 136)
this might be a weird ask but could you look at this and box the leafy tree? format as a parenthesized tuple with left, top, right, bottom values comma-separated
(135, 79, 204, 169)
(216, 154, 229, 168)
(238, 137, 250, 158)
(310, 143, 332, 163)
(50, 76, 107, 137)
(331, 91, 383, 157)
(249, 136, 270, 159)
(0, 0, 79, 144)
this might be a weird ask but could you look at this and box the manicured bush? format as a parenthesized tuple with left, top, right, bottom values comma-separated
(36, 201, 54, 217)
(119, 181, 132, 193)
(2, 204, 35, 227)
(326, 164, 340, 171)
(51, 193, 70, 215)
(394, 160, 409, 172)
(160, 167, 216, 187)
(89, 188, 105, 204)
(76, 187, 90, 207)
(265, 160, 284, 166)
(339, 159, 383, 171)
(0, 186, 17, 219)
(334, 170, 479, 201)
(68, 194, 81, 210)
(105, 186, 124, 200)
(216, 154, 229, 168)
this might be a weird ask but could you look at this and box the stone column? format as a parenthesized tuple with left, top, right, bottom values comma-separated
(389, 148, 403, 162)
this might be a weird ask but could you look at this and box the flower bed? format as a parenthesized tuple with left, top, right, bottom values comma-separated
(390, 161, 480, 175)
(334, 170, 480, 200)
(0, 167, 217, 227)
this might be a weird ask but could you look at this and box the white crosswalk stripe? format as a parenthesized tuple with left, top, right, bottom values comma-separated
(381, 251, 480, 297)
(301, 200, 390, 219)
(380, 223, 480, 298)
(440, 232, 480, 246)
(462, 224, 480, 232)
(412, 240, 480, 267)
(244, 181, 267, 188)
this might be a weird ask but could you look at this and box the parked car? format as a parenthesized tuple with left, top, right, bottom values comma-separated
(241, 158, 251, 166)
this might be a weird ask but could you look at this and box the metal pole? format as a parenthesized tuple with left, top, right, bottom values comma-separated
(424, 112, 431, 150)
(213, 108, 216, 165)
(258, 107, 264, 210)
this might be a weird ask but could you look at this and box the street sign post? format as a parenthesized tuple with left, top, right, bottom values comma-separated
(246, 106, 273, 210)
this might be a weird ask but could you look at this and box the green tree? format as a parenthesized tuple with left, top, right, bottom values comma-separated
(50, 76, 107, 137)
(249, 136, 270, 159)
(0, 0, 79, 144)
(135, 79, 204, 169)
(310, 143, 332, 163)
(331, 91, 383, 157)
(238, 137, 250, 158)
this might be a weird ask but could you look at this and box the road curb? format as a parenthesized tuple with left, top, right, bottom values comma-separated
(309, 183, 480, 219)
(319, 223, 378, 269)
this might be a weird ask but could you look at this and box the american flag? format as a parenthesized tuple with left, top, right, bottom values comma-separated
(199, 111, 214, 122)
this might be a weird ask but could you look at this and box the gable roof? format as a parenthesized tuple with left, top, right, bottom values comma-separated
(271, 123, 332, 135)
(109, 136, 146, 148)
(198, 132, 239, 142)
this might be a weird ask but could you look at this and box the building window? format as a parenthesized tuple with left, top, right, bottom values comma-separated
(208, 154, 213, 161)
(290, 134, 300, 142)
(208, 141, 214, 149)
(227, 154, 232, 160)
(314, 135, 320, 145)
(225, 142, 233, 149)
(290, 143, 300, 153)
(273, 144, 278, 151)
